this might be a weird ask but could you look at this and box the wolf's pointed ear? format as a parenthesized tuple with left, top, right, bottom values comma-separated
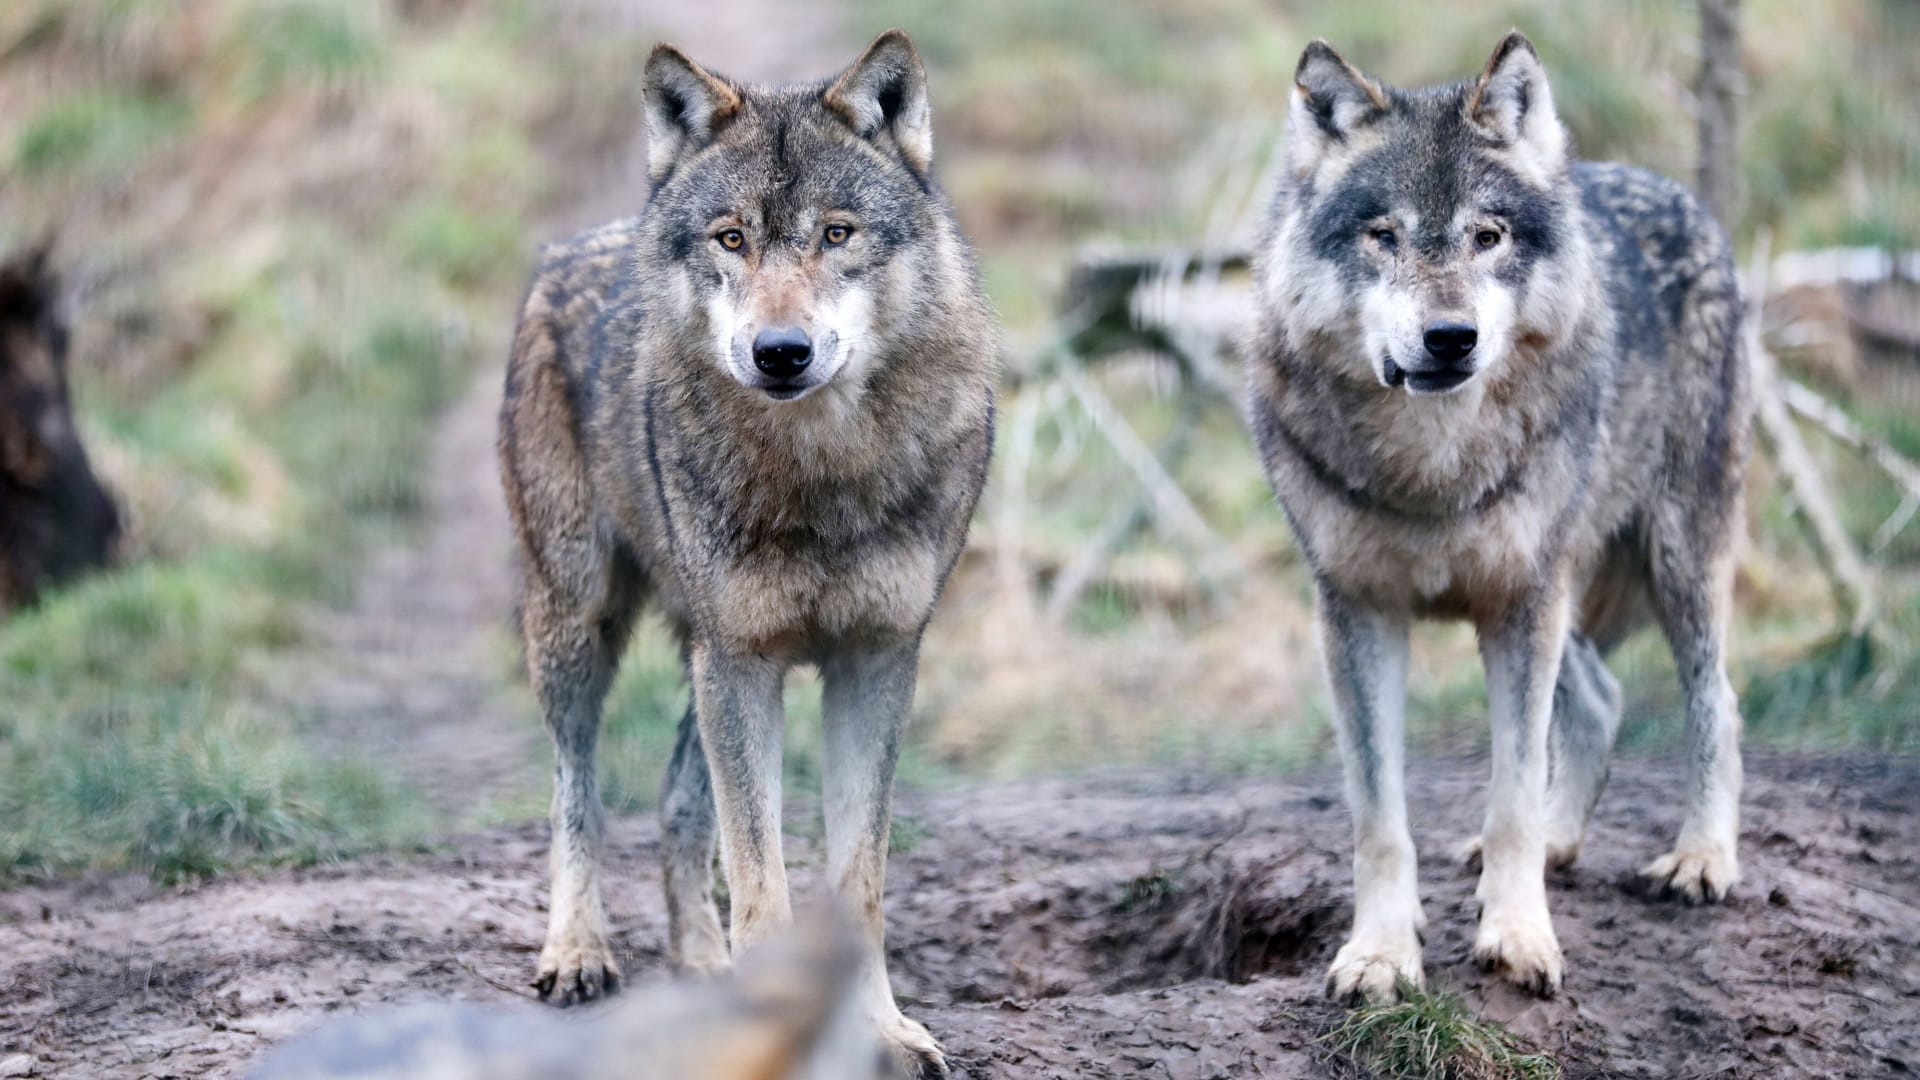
(643, 44, 743, 183)
(824, 29, 933, 174)
(1467, 31, 1566, 170)
(1288, 40, 1389, 176)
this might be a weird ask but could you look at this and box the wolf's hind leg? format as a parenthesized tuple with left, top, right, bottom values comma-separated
(1641, 525, 1742, 904)
(1456, 629, 1622, 872)
(1316, 589, 1426, 1004)
(821, 643, 946, 1077)
(660, 697, 727, 975)
(691, 646, 792, 954)
(1542, 631, 1623, 866)
(523, 575, 634, 1006)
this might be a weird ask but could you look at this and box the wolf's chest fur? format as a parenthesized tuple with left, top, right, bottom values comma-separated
(1250, 352, 1604, 617)
(595, 357, 988, 654)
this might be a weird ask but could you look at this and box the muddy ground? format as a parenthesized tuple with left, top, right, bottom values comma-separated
(2, 753, 1916, 1078)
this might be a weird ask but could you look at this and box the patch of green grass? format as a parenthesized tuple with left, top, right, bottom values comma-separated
(888, 813, 930, 855)
(1323, 982, 1561, 1080)
(0, 560, 297, 688)
(232, 0, 387, 100)
(12, 91, 190, 179)
(389, 197, 527, 290)
(0, 689, 422, 883)
(1114, 867, 1181, 914)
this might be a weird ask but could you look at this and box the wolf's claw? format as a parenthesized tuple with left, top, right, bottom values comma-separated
(534, 942, 622, 1008)
(1640, 842, 1738, 905)
(880, 1012, 948, 1078)
(1325, 940, 1424, 1004)
(1471, 909, 1563, 997)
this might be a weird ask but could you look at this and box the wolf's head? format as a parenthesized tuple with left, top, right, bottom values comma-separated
(1259, 32, 1592, 397)
(638, 30, 962, 407)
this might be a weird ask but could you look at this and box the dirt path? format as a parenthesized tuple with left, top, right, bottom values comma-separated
(2, 754, 1915, 1077)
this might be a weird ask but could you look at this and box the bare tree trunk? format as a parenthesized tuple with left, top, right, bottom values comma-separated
(1697, 0, 1744, 229)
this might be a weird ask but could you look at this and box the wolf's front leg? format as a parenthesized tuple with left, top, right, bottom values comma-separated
(1316, 589, 1425, 1003)
(691, 645, 792, 953)
(524, 585, 624, 1006)
(821, 643, 945, 1078)
(1473, 590, 1571, 996)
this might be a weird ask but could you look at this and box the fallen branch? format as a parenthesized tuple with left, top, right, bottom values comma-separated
(1780, 378, 1920, 501)
(1746, 231, 1876, 634)
(1056, 359, 1245, 591)
(1045, 378, 1206, 622)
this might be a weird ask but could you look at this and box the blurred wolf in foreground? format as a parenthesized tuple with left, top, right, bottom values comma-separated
(497, 29, 993, 1075)
(1245, 33, 1750, 1001)
(250, 912, 901, 1080)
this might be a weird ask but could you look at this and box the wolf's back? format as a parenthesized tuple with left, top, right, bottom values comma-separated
(1574, 161, 1742, 372)
(513, 216, 648, 397)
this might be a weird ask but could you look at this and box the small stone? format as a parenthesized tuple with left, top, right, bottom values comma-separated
(0, 1053, 37, 1077)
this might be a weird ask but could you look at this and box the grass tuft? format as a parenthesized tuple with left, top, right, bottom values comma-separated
(13, 91, 189, 179)
(1322, 982, 1561, 1080)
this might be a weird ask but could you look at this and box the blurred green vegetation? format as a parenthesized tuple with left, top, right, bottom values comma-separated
(0, 0, 618, 881)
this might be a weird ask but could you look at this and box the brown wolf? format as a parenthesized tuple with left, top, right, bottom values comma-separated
(1244, 33, 1750, 1000)
(497, 29, 994, 1076)
(0, 243, 119, 618)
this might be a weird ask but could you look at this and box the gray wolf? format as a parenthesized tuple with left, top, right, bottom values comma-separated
(0, 243, 119, 618)
(248, 910, 902, 1080)
(1244, 32, 1750, 1000)
(496, 29, 994, 1076)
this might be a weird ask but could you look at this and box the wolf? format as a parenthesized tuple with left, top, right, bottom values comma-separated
(0, 243, 120, 618)
(248, 909, 901, 1080)
(496, 29, 994, 1076)
(1244, 32, 1750, 1001)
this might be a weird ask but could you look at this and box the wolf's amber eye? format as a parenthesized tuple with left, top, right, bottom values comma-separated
(1475, 228, 1502, 251)
(717, 229, 745, 251)
(823, 224, 852, 246)
(1369, 228, 1397, 250)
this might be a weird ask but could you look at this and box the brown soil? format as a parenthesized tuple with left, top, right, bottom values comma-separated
(2, 754, 1916, 1078)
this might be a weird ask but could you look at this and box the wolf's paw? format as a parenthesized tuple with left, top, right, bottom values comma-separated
(1458, 834, 1579, 872)
(1325, 939, 1425, 1004)
(879, 1012, 948, 1079)
(1471, 909, 1563, 997)
(1639, 841, 1738, 904)
(533, 938, 622, 1007)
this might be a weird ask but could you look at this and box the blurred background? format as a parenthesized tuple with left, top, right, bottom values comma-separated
(1, 0, 1916, 885)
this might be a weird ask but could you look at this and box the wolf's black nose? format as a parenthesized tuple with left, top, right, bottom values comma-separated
(752, 327, 813, 378)
(1423, 321, 1477, 364)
